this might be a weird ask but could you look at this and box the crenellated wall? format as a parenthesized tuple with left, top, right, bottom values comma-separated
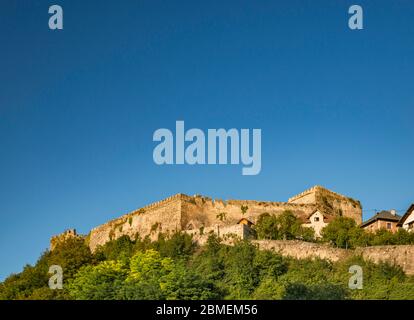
(49, 187, 414, 275)
(289, 185, 362, 224)
(54, 186, 363, 252)
(50, 229, 82, 251)
(88, 194, 183, 252)
(180, 195, 316, 231)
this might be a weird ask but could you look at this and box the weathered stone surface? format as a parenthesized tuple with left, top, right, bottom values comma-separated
(254, 240, 414, 275)
(49, 186, 414, 276)
(253, 240, 352, 262)
(52, 186, 362, 253)
(356, 245, 414, 275)
(50, 229, 82, 251)
(88, 194, 182, 252)
(288, 185, 362, 224)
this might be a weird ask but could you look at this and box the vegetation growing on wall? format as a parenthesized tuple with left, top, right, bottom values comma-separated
(150, 223, 160, 233)
(254, 211, 315, 241)
(240, 205, 248, 215)
(216, 212, 227, 222)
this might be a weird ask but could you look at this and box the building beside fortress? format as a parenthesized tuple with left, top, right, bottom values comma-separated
(360, 210, 401, 233)
(50, 185, 362, 252)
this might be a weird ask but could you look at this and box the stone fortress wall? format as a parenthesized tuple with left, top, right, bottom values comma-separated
(60, 185, 363, 252)
(288, 185, 362, 224)
(180, 193, 316, 231)
(254, 240, 414, 275)
(254, 240, 352, 262)
(355, 245, 414, 275)
(50, 187, 414, 275)
(87, 194, 183, 252)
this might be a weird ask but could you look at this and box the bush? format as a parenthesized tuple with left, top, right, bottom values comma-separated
(94, 235, 135, 262)
(283, 283, 347, 300)
(321, 217, 361, 248)
(255, 211, 315, 241)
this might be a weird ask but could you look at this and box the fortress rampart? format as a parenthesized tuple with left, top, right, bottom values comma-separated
(75, 186, 363, 252)
(288, 185, 362, 224)
(254, 240, 414, 275)
(49, 187, 414, 276)
(88, 194, 183, 251)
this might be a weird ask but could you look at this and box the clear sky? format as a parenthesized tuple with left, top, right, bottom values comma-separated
(1, 0, 413, 280)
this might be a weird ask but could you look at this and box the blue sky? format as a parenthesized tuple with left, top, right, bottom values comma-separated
(1, 0, 413, 280)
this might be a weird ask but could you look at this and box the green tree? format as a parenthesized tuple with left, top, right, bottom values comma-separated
(333, 256, 407, 300)
(123, 249, 219, 300)
(118, 279, 164, 299)
(0, 264, 49, 300)
(67, 260, 127, 300)
(223, 240, 258, 299)
(192, 235, 225, 283)
(255, 213, 279, 240)
(0, 238, 92, 300)
(283, 283, 347, 300)
(119, 249, 173, 299)
(48, 237, 94, 280)
(94, 235, 135, 263)
(371, 229, 395, 246)
(255, 211, 314, 241)
(279, 258, 334, 285)
(253, 250, 288, 279)
(3, 226, 414, 301)
(392, 229, 414, 245)
(321, 217, 360, 248)
(153, 232, 196, 260)
(128, 249, 174, 282)
(162, 262, 219, 300)
(277, 211, 306, 240)
(252, 277, 285, 299)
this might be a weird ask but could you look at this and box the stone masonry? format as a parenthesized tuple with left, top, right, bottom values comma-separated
(254, 240, 414, 275)
(49, 187, 414, 275)
(50, 185, 362, 252)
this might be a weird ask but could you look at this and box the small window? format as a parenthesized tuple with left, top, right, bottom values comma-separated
(314, 217, 320, 222)
(386, 223, 392, 230)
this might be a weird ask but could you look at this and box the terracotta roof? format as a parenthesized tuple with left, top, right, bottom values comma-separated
(303, 209, 334, 223)
(237, 218, 254, 225)
(361, 210, 402, 228)
(306, 209, 323, 219)
(397, 204, 414, 227)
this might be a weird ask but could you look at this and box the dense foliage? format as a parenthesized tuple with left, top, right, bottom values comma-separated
(1, 232, 414, 300)
(320, 217, 414, 248)
(254, 213, 414, 248)
(254, 211, 315, 241)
